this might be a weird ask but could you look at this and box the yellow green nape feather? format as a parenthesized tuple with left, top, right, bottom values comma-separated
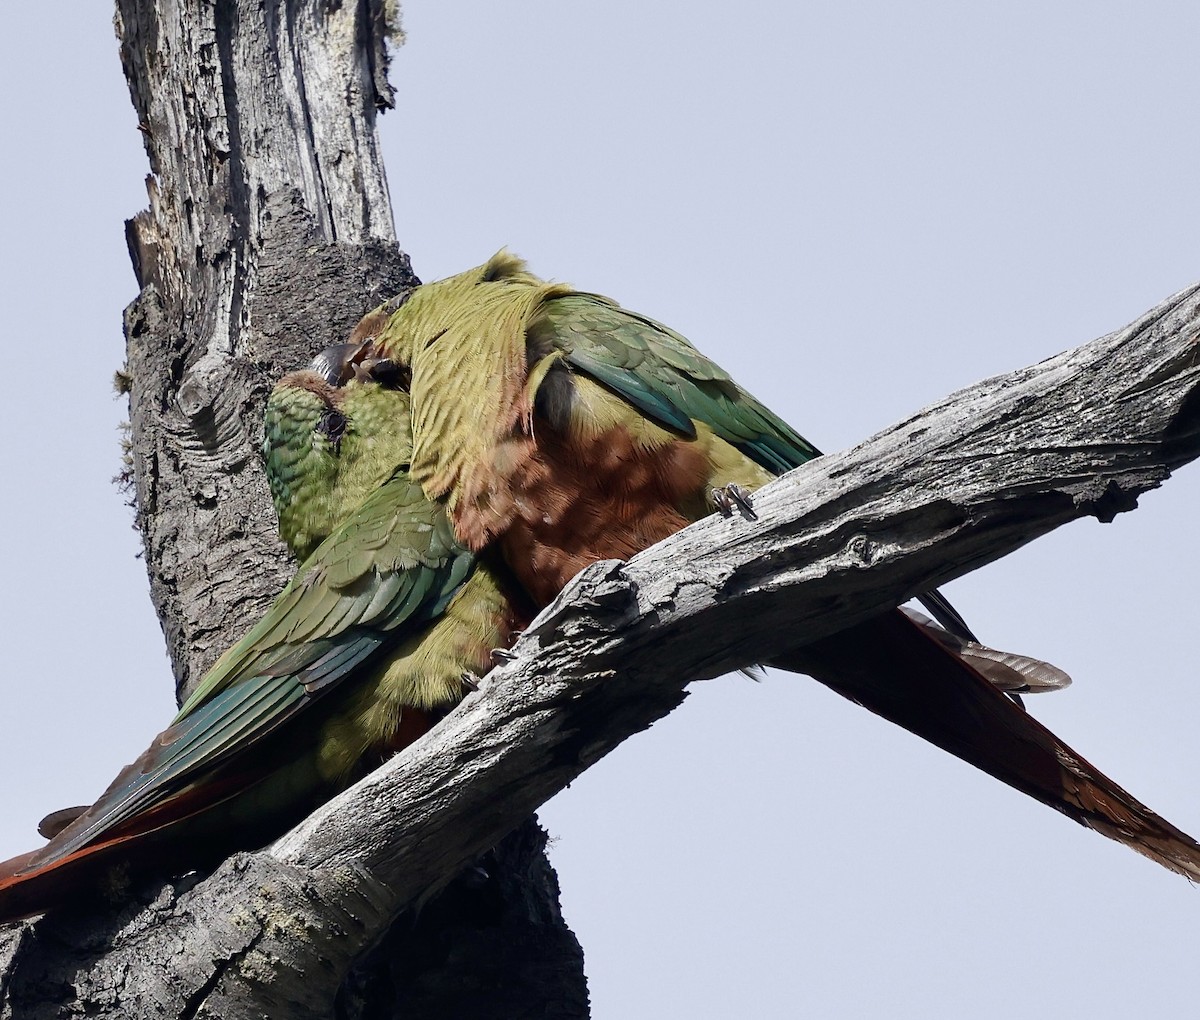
(372, 249, 540, 361)
(373, 256, 574, 505)
(335, 382, 414, 488)
(478, 248, 535, 284)
(524, 350, 565, 417)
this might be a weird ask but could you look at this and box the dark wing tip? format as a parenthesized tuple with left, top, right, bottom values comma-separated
(37, 806, 89, 840)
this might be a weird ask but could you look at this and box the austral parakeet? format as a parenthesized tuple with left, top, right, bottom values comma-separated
(328, 251, 1200, 877)
(0, 369, 526, 923)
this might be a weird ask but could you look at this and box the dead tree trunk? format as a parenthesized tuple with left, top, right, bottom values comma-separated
(0, 1, 586, 1017)
(3, 1, 1200, 1017)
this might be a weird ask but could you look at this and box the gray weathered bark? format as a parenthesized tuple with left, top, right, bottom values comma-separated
(0, 1, 585, 1017)
(2, 270, 1199, 1016)
(116, 0, 408, 698)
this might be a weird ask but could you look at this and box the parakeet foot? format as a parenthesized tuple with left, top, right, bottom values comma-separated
(712, 483, 757, 519)
(491, 647, 519, 663)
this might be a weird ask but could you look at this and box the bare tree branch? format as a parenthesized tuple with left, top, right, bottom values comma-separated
(3, 279, 1197, 1017)
(276, 278, 1200, 891)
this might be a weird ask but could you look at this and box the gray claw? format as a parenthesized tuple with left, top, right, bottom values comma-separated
(491, 647, 519, 663)
(712, 483, 758, 520)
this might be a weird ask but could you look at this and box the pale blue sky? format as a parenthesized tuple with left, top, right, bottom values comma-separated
(2, 3, 1199, 1017)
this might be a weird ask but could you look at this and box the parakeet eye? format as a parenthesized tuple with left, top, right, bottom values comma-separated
(315, 407, 348, 453)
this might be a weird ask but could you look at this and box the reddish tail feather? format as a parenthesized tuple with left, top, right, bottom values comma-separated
(772, 609, 1200, 879)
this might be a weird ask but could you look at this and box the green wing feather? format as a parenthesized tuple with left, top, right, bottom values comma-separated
(536, 291, 977, 638)
(42, 470, 473, 861)
(537, 293, 822, 474)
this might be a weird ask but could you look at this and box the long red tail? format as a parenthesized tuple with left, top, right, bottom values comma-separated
(0, 767, 271, 924)
(772, 609, 1200, 879)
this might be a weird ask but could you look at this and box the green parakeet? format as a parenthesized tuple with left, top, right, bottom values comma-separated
(328, 250, 1200, 878)
(0, 367, 526, 922)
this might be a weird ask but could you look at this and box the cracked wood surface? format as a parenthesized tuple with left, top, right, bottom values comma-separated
(0, 1, 585, 1017)
(116, 0, 411, 701)
(3, 279, 1198, 1017)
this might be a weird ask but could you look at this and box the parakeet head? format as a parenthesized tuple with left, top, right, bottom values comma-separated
(355, 250, 536, 371)
(263, 358, 413, 561)
(338, 252, 573, 506)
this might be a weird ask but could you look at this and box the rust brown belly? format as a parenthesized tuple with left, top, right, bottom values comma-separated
(487, 425, 713, 606)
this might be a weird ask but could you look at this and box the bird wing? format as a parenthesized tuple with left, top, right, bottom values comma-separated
(538, 292, 988, 644)
(536, 292, 822, 473)
(28, 468, 474, 865)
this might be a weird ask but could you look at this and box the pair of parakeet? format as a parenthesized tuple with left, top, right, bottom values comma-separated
(1, 252, 1197, 923)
